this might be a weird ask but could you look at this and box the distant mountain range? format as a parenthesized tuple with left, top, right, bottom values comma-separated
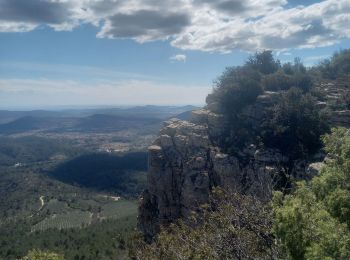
(0, 105, 198, 135)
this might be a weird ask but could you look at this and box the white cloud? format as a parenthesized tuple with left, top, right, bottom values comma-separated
(0, 21, 37, 32)
(0, 0, 350, 52)
(0, 78, 210, 107)
(171, 0, 350, 52)
(169, 54, 187, 63)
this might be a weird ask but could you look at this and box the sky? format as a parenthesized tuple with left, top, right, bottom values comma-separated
(0, 0, 350, 109)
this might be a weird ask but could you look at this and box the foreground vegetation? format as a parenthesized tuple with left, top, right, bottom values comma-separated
(273, 128, 350, 259)
(131, 189, 278, 259)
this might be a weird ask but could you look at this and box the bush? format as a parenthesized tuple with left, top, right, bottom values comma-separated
(312, 128, 350, 227)
(273, 184, 350, 260)
(319, 49, 350, 79)
(207, 51, 283, 114)
(206, 52, 318, 155)
(262, 88, 329, 159)
(282, 62, 294, 75)
(246, 50, 280, 74)
(263, 70, 294, 91)
(273, 128, 350, 259)
(205, 65, 264, 151)
(293, 72, 312, 92)
(207, 66, 263, 115)
(263, 59, 312, 92)
(131, 189, 279, 259)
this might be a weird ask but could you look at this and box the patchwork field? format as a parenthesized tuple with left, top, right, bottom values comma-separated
(32, 211, 92, 232)
(30, 197, 138, 232)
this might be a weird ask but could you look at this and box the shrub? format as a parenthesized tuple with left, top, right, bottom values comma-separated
(205, 65, 264, 151)
(207, 66, 263, 115)
(293, 72, 312, 92)
(263, 70, 294, 91)
(262, 88, 329, 159)
(273, 184, 350, 260)
(282, 62, 294, 75)
(319, 49, 350, 79)
(273, 128, 350, 259)
(131, 189, 279, 259)
(312, 128, 350, 227)
(246, 50, 280, 74)
(206, 51, 318, 156)
(263, 60, 312, 92)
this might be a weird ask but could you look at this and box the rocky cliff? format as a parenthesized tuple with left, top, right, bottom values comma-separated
(138, 92, 323, 241)
(138, 74, 350, 241)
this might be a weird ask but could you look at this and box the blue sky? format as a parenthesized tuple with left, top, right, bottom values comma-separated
(0, 0, 349, 108)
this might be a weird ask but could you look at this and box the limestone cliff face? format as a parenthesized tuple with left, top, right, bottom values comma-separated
(138, 86, 349, 241)
(138, 93, 305, 241)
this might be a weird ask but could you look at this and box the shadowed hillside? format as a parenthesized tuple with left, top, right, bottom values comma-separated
(51, 152, 148, 196)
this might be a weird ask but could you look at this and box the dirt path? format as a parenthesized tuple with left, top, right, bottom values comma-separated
(28, 196, 45, 218)
(39, 196, 45, 211)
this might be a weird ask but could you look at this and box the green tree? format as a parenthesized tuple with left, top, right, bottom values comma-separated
(206, 65, 263, 114)
(262, 87, 329, 159)
(263, 58, 312, 92)
(319, 49, 350, 79)
(312, 128, 350, 227)
(273, 128, 350, 259)
(246, 50, 280, 74)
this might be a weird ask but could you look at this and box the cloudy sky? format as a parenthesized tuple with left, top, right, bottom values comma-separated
(0, 0, 349, 109)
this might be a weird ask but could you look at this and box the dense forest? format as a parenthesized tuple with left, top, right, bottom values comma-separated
(0, 136, 146, 259)
(0, 136, 82, 166)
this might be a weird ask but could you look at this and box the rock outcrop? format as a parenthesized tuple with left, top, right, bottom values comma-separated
(138, 93, 305, 241)
(138, 83, 348, 241)
(319, 79, 350, 128)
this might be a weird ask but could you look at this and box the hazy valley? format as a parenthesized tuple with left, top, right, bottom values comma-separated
(0, 105, 195, 259)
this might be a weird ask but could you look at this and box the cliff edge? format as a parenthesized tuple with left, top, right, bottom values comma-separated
(138, 92, 324, 241)
(139, 72, 350, 242)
